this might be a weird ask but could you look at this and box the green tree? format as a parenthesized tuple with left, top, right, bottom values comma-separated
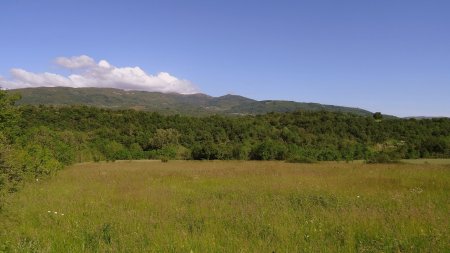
(373, 112, 383, 120)
(0, 90, 21, 140)
(250, 140, 288, 160)
(149, 129, 180, 149)
(0, 90, 21, 198)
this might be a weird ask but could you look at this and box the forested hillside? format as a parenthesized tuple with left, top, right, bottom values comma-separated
(10, 87, 373, 116)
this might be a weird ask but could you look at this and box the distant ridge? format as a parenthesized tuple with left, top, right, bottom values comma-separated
(404, 116, 449, 120)
(9, 87, 374, 116)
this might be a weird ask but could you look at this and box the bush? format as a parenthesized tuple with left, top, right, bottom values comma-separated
(14, 144, 63, 178)
(250, 140, 288, 160)
(286, 156, 317, 163)
(191, 143, 221, 160)
(365, 152, 400, 164)
(158, 145, 177, 159)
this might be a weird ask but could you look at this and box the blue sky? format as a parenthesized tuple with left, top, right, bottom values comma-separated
(1, 0, 449, 117)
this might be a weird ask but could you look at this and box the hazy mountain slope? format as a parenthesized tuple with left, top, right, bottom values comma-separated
(10, 87, 373, 116)
(228, 100, 371, 115)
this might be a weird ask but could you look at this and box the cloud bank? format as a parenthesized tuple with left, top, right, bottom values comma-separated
(0, 55, 199, 94)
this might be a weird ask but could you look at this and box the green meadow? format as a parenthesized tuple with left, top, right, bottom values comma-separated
(1, 161, 449, 252)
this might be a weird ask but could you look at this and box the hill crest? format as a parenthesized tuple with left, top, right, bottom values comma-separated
(9, 87, 373, 116)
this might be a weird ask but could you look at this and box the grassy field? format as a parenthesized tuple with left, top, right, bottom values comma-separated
(401, 159, 450, 165)
(1, 161, 449, 252)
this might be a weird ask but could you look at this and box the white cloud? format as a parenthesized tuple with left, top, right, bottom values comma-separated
(54, 55, 96, 69)
(0, 55, 200, 94)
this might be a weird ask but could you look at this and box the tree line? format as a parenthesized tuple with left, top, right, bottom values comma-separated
(1, 90, 450, 203)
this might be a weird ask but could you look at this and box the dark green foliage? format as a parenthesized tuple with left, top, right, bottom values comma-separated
(250, 140, 288, 160)
(373, 112, 383, 120)
(14, 105, 450, 164)
(0, 91, 21, 135)
(191, 143, 222, 160)
(0, 153, 10, 194)
(0, 90, 22, 199)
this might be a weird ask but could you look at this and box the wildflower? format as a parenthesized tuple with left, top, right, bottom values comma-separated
(61, 213, 64, 216)
(54, 212, 58, 214)
(357, 195, 360, 198)
(47, 211, 51, 213)
(410, 187, 423, 194)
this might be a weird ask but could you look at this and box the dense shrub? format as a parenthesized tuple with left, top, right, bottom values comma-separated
(250, 140, 288, 160)
(286, 156, 317, 164)
(365, 152, 400, 164)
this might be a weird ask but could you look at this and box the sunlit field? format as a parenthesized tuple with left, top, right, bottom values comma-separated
(401, 159, 450, 165)
(1, 161, 449, 252)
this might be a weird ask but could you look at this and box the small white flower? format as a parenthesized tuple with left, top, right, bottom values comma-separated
(61, 213, 64, 216)
(357, 195, 360, 198)
(410, 187, 423, 194)
(47, 211, 51, 213)
(54, 212, 58, 214)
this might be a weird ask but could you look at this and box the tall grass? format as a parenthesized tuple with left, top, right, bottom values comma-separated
(1, 161, 449, 252)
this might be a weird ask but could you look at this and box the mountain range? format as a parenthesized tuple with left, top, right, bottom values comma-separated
(9, 87, 374, 116)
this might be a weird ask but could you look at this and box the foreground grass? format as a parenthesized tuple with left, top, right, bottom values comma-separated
(1, 161, 449, 252)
